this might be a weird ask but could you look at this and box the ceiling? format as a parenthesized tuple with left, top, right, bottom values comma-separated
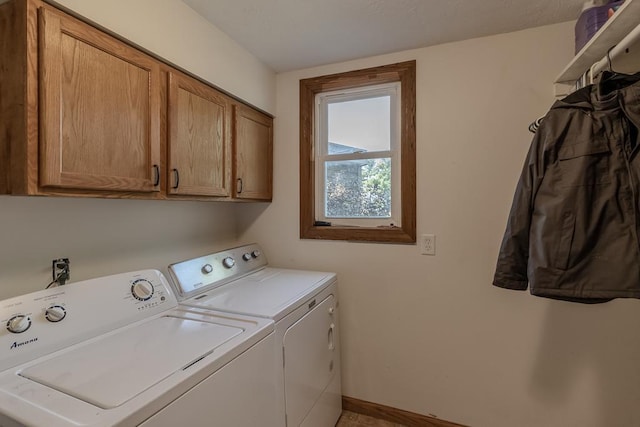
(182, 0, 587, 72)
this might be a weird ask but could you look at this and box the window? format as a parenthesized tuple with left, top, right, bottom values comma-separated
(316, 83, 399, 227)
(300, 61, 416, 243)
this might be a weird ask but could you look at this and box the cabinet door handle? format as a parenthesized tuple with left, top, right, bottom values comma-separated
(172, 169, 180, 189)
(237, 178, 243, 194)
(153, 165, 160, 186)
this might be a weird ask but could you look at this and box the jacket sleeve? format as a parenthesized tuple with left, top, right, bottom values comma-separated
(493, 126, 547, 290)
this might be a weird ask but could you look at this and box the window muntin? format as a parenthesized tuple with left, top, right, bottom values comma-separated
(315, 83, 400, 227)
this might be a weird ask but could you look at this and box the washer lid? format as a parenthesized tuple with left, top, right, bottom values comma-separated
(19, 316, 242, 409)
(187, 268, 335, 321)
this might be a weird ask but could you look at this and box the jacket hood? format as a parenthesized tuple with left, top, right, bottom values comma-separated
(551, 72, 640, 112)
(550, 86, 594, 111)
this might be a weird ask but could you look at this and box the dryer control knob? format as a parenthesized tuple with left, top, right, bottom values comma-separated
(45, 305, 66, 322)
(202, 264, 214, 274)
(131, 279, 154, 301)
(328, 307, 335, 315)
(222, 257, 236, 269)
(242, 253, 252, 261)
(7, 315, 31, 334)
(251, 250, 261, 258)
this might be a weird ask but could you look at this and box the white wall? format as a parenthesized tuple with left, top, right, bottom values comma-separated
(0, 197, 240, 300)
(0, 0, 276, 299)
(52, 0, 276, 113)
(238, 22, 640, 427)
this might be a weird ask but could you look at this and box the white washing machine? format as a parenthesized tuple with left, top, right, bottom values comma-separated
(0, 269, 279, 427)
(168, 243, 342, 427)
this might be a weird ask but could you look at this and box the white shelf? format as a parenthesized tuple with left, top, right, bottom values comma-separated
(555, 0, 640, 84)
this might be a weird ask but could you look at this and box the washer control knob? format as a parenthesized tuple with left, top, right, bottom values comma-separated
(251, 250, 261, 259)
(242, 253, 252, 261)
(328, 307, 335, 315)
(45, 305, 67, 322)
(131, 279, 154, 301)
(222, 257, 235, 269)
(7, 315, 31, 334)
(202, 264, 214, 274)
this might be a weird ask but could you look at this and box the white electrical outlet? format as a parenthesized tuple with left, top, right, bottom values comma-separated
(420, 234, 436, 255)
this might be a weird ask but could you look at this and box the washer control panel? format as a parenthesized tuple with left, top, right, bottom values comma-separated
(0, 269, 177, 373)
(168, 243, 268, 300)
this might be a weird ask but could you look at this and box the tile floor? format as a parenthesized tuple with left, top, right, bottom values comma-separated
(336, 410, 406, 427)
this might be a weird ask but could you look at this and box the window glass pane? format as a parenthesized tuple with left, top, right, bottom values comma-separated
(325, 158, 391, 218)
(327, 96, 390, 154)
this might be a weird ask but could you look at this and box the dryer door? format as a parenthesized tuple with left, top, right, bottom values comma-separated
(283, 294, 337, 427)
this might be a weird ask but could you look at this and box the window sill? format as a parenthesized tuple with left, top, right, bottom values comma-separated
(301, 224, 415, 243)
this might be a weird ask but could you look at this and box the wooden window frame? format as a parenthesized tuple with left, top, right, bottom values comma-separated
(300, 61, 416, 243)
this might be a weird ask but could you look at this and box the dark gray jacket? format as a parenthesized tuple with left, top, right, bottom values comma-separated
(494, 75, 640, 302)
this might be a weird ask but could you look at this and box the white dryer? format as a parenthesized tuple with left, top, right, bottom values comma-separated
(168, 243, 342, 427)
(0, 269, 279, 427)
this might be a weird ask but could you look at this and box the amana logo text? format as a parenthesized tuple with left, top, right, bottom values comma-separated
(10, 337, 38, 350)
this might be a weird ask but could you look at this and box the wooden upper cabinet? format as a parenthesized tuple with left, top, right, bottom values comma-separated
(232, 104, 273, 201)
(0, 0, 272, 202)
(167, 72, 230, 197)
(38, 7, 161, 193)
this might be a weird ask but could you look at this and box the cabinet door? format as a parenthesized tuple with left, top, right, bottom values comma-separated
(38, 8, 161, 193)
(167, 72, 230, 197)
(233, 104, 273, 200)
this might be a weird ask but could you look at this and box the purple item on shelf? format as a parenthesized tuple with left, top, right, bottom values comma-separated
(574, 0, 625, 54)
